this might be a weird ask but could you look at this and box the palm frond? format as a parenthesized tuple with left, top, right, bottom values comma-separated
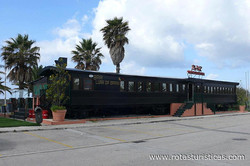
(71, 38, 104, 71)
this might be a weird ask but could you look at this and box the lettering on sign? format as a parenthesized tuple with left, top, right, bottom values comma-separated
(187, 65, 205, 77)
(192, 65, 202, 71)
(105, 81, 110, 85)
(95, 79, 119, 86)
(95, 80, 104, 85)
(93, 75, 103, 80)
(110, 81, 119, 86)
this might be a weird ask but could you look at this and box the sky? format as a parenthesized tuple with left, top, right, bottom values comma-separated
(0, 0, 250, 98)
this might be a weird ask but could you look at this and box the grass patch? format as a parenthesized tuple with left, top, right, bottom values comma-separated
(0, 117, 40, 128)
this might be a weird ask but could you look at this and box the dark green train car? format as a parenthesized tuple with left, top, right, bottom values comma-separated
(32, 64, 238, 118)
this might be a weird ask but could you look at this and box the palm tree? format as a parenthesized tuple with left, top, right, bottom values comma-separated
(0, 70, 11, 95)
(1, 34, 40, 90)
(100, 17, 130, 73)
(71, 38, 104, 71)
(31, 64, 43, 81)
(26, 64, 44, 94)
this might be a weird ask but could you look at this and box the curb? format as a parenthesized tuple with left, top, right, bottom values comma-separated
(0, 112, 249, 133)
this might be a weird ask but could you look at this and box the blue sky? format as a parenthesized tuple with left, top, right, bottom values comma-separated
(0, 0, 250, 98)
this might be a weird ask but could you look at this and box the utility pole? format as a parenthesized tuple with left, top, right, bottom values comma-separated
(248, 71, 249, 109)
(246, 71, 249, 109)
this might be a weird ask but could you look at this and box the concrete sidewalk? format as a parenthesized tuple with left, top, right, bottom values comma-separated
(0, 112, 249, 133)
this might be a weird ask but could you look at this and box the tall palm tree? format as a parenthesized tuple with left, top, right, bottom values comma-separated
(1, 34, 40, 90)
(71, 38, 104, 71)
(100, 17, 130, 73)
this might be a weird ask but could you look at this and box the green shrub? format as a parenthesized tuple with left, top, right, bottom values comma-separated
(236, 87, 248, 105)
(50, 105, 66, 111)
(46, 61, 71, 111)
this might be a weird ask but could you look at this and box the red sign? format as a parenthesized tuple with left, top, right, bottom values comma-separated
(187, 65, 205, 76)
(191, 65, 202, 71)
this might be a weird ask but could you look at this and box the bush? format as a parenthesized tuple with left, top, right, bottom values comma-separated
(50, 105, 66, 111)
(236, 87, 248, 105)
(46, 61, 70, 110)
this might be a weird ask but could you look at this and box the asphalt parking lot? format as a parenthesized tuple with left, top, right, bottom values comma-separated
(0, 113, 250, 166)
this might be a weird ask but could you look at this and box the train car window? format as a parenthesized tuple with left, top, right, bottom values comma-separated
(120, 81, 125, 91)
(153, 83, 160, 92)
(182, 84, 186, 92)
(217, 87, 220, 94)
(137, 82, 143, 92)
(162, 83, 167, 92)
(197, 85, 201, 93)
(169, 83, 173, 92)
(128, 81, 135, 92)
(72, 78, 80, 90)
(204, 86, 207, 93)
(83, 78, 93, 90)
(146, 82, 151, 92)
(207, 86, 210, 93)
(176, 84, 179, 92)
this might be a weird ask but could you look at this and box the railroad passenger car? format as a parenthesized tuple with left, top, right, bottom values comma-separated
(32, 62, 239, 118)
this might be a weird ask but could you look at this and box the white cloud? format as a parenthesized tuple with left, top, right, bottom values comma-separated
(206, 73, 219, 80)
(37, 18, 90, 67)
(90, 0, 250, 69)
(54, 19, 81, 39)
(37, 0, 250, 72)
(81, 15, 89, 25)
(121, 61, 146, 75)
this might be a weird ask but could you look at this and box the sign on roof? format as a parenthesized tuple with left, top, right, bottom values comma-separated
(187, 65, 205, 78)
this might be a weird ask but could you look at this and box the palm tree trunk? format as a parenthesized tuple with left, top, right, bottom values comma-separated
(116, 63, 120, 74)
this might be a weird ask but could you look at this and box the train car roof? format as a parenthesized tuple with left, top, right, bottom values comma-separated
(39, 66, 239, 85)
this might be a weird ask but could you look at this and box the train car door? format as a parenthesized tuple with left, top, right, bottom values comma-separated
(188, 83, 194, 102)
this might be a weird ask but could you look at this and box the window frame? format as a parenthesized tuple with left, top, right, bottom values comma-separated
(83, 78, 93, 90)
(72, 77, 80, 90)
(146, 82, 152, 92)
(169, 83, 173, 92)
(120, 80, 125, 92)
(128, 81, 135, 92)
(162, 83, 167, 92)
(137, 81, 143, 92)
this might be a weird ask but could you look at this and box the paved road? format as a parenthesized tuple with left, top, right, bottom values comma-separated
(0, 113, 250, 166)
